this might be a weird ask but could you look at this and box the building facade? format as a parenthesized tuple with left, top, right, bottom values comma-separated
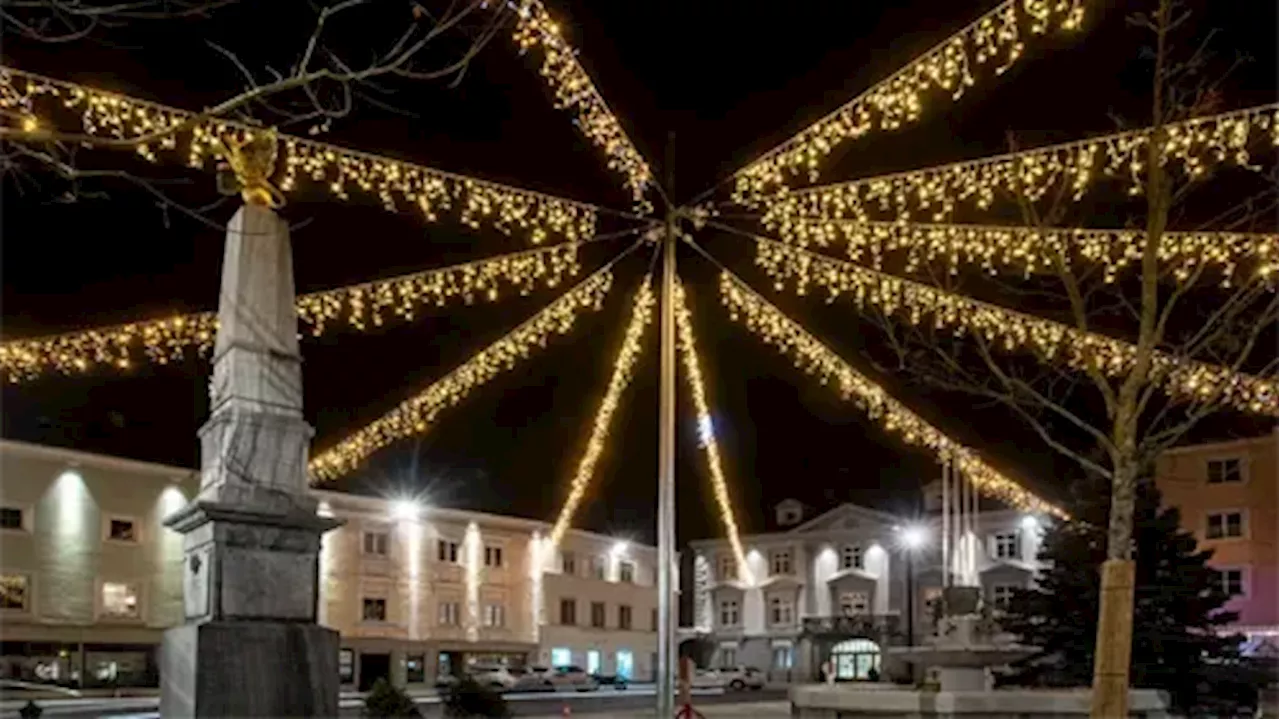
(0, 440, 657, 690)
(686, 492, 1048, 683)
(1154, 431, 1279, 657)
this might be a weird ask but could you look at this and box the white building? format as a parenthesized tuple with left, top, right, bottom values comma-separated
(0, 439, 657, 690)
(685, 485, 1048, 683)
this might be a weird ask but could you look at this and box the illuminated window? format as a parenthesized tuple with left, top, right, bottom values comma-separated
(107, 517, 138, 543)
(438, 601, 460, 626)
(363, 531, 389, 556)
(483, 602, 505, 628)
(0, 574, 30, 611)
(0, 507, 25, 531)
(1207, 458, 1243, 484)
(405, 654, 425, 683)
(101, 582, 140, 620)
(772, 644, 793, 669)
(619, 561, 635, 584)
(484, 546, 503, 568)
(437, 539, 459, 563)
(590, 602, 605, 628)
(840, 545, 863, 570)
(618, 604, 632, 630)
(550, 647, 571, 668)
(362, 598, 387, 622)
(1207, 512, 1245, 539)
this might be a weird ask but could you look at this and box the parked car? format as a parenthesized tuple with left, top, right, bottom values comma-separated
(510, 666, 556, 692)
(688, 669, 726, 689)
(720, 666, 765, 691)
(468, 665, 519, 691)
(550, 665, 598, 691)
(590, 673, 629, 690)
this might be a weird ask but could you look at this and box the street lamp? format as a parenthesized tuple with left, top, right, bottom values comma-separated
(895, 523, 930, 655)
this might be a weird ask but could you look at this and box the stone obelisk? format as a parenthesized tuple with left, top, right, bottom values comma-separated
(160, 137, 341, 716)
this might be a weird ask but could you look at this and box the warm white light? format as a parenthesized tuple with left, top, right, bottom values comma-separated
(697, 414, 714, 446)
(392, 499, 419, 521)
(317, 501, 334, 518)
(899, 524, 929, 549)
(1020, 515, 1040, 531)
(611, 540, 628, 557)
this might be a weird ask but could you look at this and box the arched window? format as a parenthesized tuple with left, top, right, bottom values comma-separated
(829, 638, 880, 680)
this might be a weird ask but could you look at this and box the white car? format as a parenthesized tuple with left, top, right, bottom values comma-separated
(511, 666, 557, 692)
(550, 665, 598, 691)
(720, 666, 766, 691)
(688, 668, 727, 689)
(468, 665, 519, 691)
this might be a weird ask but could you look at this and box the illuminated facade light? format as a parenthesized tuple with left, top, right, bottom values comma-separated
(899, 524, 929, 550)
(391, 499, 420, 521)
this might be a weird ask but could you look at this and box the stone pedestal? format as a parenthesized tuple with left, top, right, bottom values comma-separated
(789, 684, 1173, 719)
(160, 204, 342, 717)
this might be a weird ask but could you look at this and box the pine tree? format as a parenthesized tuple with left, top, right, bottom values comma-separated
(1000, 475, 1264, 715)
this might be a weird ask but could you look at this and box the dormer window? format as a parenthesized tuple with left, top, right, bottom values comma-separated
(775, 499, 804, 527)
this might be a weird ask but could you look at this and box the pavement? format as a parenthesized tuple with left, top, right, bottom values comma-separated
(0, 685, 790, 719)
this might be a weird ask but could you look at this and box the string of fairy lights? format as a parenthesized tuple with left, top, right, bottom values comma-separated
(511, 0, 655, 212)
(548, 277, 656, 549)
(0, 67, 615, 244)
(750, 234, 1279, 417)
(729, 0, 1086, 202)
(308, 242, 641, 482)
(697, 240, 1067, 518)
(675, 281, 750, 576)
(0, 235, 634, 382)
(755, 105, 1280, 224)
(757, 217, 1280, 286)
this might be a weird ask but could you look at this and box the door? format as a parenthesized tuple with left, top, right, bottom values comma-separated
(615, 650, 633, 681)
(358, 653, 391, 691)
(586, 650, 601, 675)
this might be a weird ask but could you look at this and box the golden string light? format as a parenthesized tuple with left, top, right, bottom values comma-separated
(717, 268, 1066, 518)
(674, 281, 749, 578)
(0, 67, 603, 242)
(755, 236, 1280, 417)
(309, 251, 631, 483)
(512, 0, 655, 212)
(758, 106, 1279, 225)
(767, 218, 1280, 286)
(548, 278, 655, 548)
(1, 240, 591, 382)
(733, 0, 1085, 202)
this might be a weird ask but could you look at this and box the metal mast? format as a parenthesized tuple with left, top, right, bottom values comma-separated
(655, 133, 678, 718)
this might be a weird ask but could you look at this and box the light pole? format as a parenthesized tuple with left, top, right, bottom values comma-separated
(655, 133, 678, 719)
(897, 524, 928, 680)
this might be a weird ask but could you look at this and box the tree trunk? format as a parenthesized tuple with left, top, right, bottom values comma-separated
(1090, 457, 1140, 718)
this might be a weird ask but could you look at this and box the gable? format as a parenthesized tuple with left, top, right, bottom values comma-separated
(787, 502, 898, 534)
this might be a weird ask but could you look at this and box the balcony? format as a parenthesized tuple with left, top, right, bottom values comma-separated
(801, 614, 900, 638)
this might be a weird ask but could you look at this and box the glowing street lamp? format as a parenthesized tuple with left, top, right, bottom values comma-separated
(391, 498, 420, 521)
(898, 523, 929, 550)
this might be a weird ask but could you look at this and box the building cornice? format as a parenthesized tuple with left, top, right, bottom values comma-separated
(0, 438, 197, 481)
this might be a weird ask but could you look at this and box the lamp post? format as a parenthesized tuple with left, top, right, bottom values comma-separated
(897, 524, 928, 680)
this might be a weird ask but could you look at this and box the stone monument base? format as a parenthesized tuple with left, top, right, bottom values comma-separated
(160, 621, 340, 718)
(789, 684, 1172, 719)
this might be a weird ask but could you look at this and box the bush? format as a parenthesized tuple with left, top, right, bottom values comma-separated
(442, 677, 510, 718)
(364, 678, 419, 718)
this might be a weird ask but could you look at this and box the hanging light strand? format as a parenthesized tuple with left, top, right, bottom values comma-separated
(704, 247, 1066, 517)
(548, 277, 656, 548)
(309, 242, 642, 483)
(511, 0, 655, 212)
(0, 236, 630, 382)
(753, 235, 1279, 417)
(758, 105, 1279, 224)
(0, 66, 612, 242)
(674, 281, 750, 577)
(732, 0, 1086, 202)
(765, 218, 1279, 287)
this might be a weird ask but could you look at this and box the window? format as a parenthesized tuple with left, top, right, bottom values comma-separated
(719, 599, 739, 626)
(586, 650, 601, 675)
(362, 597, 387, 621)
(1207, 458, 1243, 484)
(559, 598, 577, 625)
(483, 602, 505, 628)
(619, 605, 633, 630)
(840, 545, 863, 570)
(590, 556, 606, 580)
(716, 554, 735, 581)
(0, 574, 29, 611)
(550, 647, 572, 668)
(484, 546, 503, 568)
(772, 644, 793, 670)
(651, 608, 658, 631)
(1206, 512, 1245, 539)
(590, 601, 606, 628)
(991, 532, 1020, 560)
(101, 581, 140, 619)
(769, 549, 793, 575)
(405, 654, 425, 683)
(106, 518, 138, 543)
(363, 531, 389, 556)
(769, 596, 794, 625)
(561, 551, 576, 575)
(438, 600, 460, 626)
(1218, 569, 1245, 597)
(719, 645, 737, 669)
(619, 561, 636, 584)
(839, 591, 868, 616)
(437, 539, 459, 563)
(990, 584, 1017, 609)
(339, 649, 355, 683)
(0, 507, 25, 531)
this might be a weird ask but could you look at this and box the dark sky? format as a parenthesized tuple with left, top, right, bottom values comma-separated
(2, 0, 1276, 544)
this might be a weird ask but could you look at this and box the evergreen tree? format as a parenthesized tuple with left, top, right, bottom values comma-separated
(1000, 475, 1264, 715)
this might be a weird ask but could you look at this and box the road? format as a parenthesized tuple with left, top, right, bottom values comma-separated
(0, 686, 790, 718)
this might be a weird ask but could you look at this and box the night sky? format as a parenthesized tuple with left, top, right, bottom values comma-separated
(2, 0, 1276, 545)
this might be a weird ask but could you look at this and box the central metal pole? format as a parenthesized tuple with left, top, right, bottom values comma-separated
(656, 133, 677, 719)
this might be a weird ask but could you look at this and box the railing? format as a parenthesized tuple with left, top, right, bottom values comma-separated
(801, 614, 900, 637)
